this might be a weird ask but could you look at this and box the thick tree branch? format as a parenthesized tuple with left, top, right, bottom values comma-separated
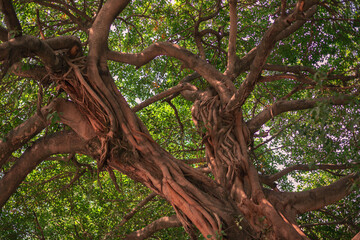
(352, 231, 360, 240)
(225, 0, 237, 78)
(263, 64, 317, 75)
(247, 94, 356, 134)
(0, 101, 55, 167)
(124, 215, 181, 240)
(0, 35, 62, 73)
(0, 130, 88, 208)
(44, 35, 82, 55)
(0, 0, 22, 38)
(52, 98, 97, 140)
(227, 1, 318, 111)
(132, 83, 197, 112)
(0, 25, 8, 42)
(89, 0, 130, 61)
(10, 64, 48, 81)
(232, 3, 318, 79)
(261, 162, 360, 184)
(285, 173, 359, 214)
(0, 98, 96, 168)
(275, 4, 318, 41)
(86, 0, 134, 138)
(107, 43, 233, 103)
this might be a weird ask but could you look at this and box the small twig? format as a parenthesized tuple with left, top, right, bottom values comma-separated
(281, 0, 287, 17)
(300, 220, 346, 228)
(166, 100, 184, 134)
(36, 81, 44, 120)
(33, 211, 45, 240)
(36, 9, 46, 40)
(106, 166, 122, 193)
(103, 192, 157, 239)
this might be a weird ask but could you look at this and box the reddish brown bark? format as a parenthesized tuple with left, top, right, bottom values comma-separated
(0, 130, 88, 207)
(0, 0, 359, 239)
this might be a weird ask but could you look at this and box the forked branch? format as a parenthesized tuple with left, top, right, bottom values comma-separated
(107, 42, 233, 103)
(0, 130, 88, 208)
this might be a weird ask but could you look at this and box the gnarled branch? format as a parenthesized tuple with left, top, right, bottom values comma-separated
(107, 42, 233, 103)
(0, 130, 88, 208)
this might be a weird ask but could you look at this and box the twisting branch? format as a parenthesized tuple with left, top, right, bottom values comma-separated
(107, 42, 234, 103)
(106, 166, 122, 193)
(165, 100, 184, 134)
(0, 130, 88, 208)
(226, 1, 319, 111)
(231, 3, 318, 80)
(11, 64, 49, 82)
(0, 97, 96, 169)
(192, 0, 221, 59)
(36, 9, 46, 40)
(44, 0, 92, 22)
(0, 35, 63, 74)
(33, 211, 45, 240)
(29, 0, 89, 31)
(132, 83, 197, 112)
(0, 100, 56, 167)
(247, 94, 357, 134)
(87, 0, 136, 139)
(119, 192, 157, 226)
(124, 215, 181, 240)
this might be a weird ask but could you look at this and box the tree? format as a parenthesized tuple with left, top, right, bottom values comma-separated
(0, 0, 359, 239)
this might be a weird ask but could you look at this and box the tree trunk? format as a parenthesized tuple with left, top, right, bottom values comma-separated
(58, 49, 309, 238)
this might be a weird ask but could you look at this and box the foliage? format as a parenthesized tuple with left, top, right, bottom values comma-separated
(0, 0, 359, 239)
